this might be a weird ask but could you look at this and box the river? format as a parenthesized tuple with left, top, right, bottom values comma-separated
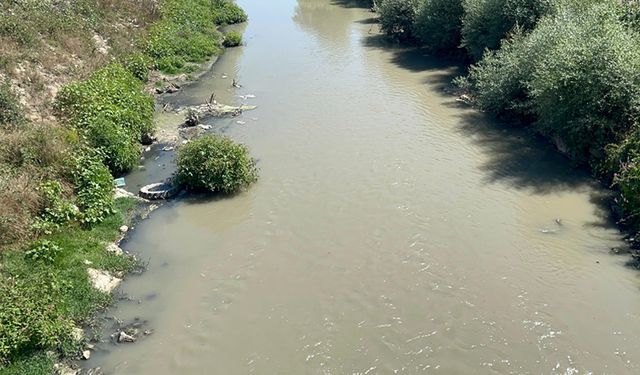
(88, 0, 640, 374)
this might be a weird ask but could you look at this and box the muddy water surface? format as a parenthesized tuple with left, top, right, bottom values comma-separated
(90, 1, 640, 374)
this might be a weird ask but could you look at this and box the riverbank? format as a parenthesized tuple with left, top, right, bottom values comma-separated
(0, 1, 247, 373)
(373, 0, 640, 251)
(82, 1, 640, 373)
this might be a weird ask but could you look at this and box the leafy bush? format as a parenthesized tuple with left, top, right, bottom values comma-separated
(25, 240, 63, 264)
(461, 28, 541, 118)
(526, 4, 640, 162)
(123, 53, 151, 82)
(71, 151, 115, 226)
(56, 63, 153, 174)
(223, 31, 243, 47)
(84, 115, 141, 174)
(414, 0, 464, 53)
(34, 181, 77, 234)
(176, 134, 258, 194)
(379, 0, 421, 40)
(461, 0, 553, 60)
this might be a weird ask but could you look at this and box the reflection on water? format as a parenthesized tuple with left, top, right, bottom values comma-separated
(87, 0, 640, 374)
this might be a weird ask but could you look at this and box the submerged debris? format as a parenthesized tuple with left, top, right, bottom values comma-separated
(177, 102, 257, 127)
(139, 181, 182, 200)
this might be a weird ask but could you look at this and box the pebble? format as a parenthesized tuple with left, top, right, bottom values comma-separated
(81, 350, 91, 360)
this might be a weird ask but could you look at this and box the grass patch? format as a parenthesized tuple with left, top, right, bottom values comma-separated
(0, 197, 141, 370)
(0, 352, 53, 375)
(145, 0, 247, 74)
(223, 31, 243, 47)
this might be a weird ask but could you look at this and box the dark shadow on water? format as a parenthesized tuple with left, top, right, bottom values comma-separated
(361, 32, 617, 227)
(356, 17, 378, 24)
(330, 0, 372, 9)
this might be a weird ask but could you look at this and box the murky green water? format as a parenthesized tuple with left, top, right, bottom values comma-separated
(88, 1, 640, 374)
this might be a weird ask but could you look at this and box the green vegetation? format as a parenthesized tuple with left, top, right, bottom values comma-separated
(461, 0, 553, 60)
(414, 0, 463, 53)
(176, 134, 258, 194)
(0, 81, 25, 130)
(0, 197, 140, 368)
(55, 63, 154, 174)
(378, 0, 421, 41)
(223, 31, 244, 47)
(376, 0, 640, 238)
(0, 0, 248, 372)
(145, 0, 247, 74)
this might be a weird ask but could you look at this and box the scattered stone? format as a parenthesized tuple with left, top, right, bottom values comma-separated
(54, 363, 80, 375)
(81, 350, 91, 360)
(92, 34, 109, 55)
(106, 243, 124, 256)
(87, 268, 122, 293)
(72, 327, 85, 342)
(155, 81, 181, 94)
(179, 125, 205, 140)
(83, 260, 93, 265)
(197, 124, 212, 130)
(118, 331, 136, 343)
(119, 225, 129, 234)
(161, 146, 174, 151)
(143, 329, 153, 336)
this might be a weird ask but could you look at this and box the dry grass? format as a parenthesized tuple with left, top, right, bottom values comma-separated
(0, 124, 72, 250)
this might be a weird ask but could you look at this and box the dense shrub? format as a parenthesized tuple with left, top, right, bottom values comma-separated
(466, 3, 640, 158)
(527, 4, 640, 162)
(414, 0, 464, 53)
(84, 115, 141, 174)
(461, 29, 541, 118)
(33, 181, 77, 234)
(55, 63, 152, 174)
(71, 151, 115, 226)
(378, 0, 421, 40)
(176, 134, 258, 194)
(461, 0, 553, 60)
(223, 31, 243, 47)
